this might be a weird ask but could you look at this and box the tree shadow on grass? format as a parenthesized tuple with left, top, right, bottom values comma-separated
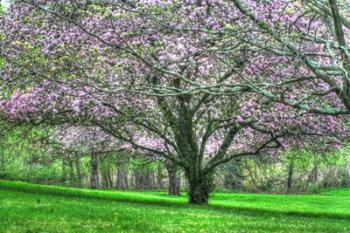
(1, 180, 350, 221)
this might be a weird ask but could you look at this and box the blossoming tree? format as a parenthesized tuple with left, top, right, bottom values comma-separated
(0, 0, 346, 204)
(230, 0, 350, 115)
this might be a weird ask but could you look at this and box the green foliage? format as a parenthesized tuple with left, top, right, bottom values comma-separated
(237, 145, 350, 193)
(0, 180, 350, 233)
(0, 125, 63, 184)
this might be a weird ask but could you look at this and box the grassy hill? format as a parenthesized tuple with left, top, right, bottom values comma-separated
(0, 180, 349, 233)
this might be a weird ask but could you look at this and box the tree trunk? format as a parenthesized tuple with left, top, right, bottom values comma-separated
(107, 166, 113, 188)
(157, 165, 164, 188)
(165, 161, 181, 196)
(101, 169, 110, 188)
(133, 168, 154, 189)
(344, 161, 350, 187)
(0, 150, 5, 176)
(185, 170, 213, 205)
(286, 158, 294, 193)
(68, 159, 75, 185)
(133, 171, 140, 188)
(61, 159, 69, 182)
(90, 152, 99, 189)
(150, 171, 156, 188)
(142, 171, 150, 189)
(75, 158, 83, 187)
(116, 161, 129, 189)
(313, 163, 318, 186)
(133, 170, 143, 189)
(0, 149, 6, 173)
(101, 159, 112, 189)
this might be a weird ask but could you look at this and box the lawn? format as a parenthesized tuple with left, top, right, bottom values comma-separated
(0, 180, 349, 233)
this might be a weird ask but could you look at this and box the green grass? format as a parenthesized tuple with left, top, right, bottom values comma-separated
(319, 187, 350, 196)
(0, 180, 349, 232)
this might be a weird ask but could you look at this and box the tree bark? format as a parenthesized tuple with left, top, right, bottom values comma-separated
(115, 152, 129, 189)
(0, 150, 5, 176)
(101, 168, 110, 188)
(75, 158, 83, 187)
(286, 158, 294, 193)
(107, 166, 113, 188)
(150, 170, 156, 188)
(68, 159, 75, 185)
(185, 170, 213, 205)
(344, 161, 350, 187)
(90, 152, 99, 189)
(157, 165, 164, 188)
(101, 159, 113, 189)
(133, 167, 156, 189)
(165, 160, 181, 196)
(134, 170, 144, 189)
(61, 158, 69, 182)
(116, 160, 129, 189)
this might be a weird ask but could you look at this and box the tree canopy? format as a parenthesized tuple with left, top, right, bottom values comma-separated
(0, 0, 349, 204)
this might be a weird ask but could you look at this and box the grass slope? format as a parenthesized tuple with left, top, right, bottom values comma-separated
(0, 180, 349, 233)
